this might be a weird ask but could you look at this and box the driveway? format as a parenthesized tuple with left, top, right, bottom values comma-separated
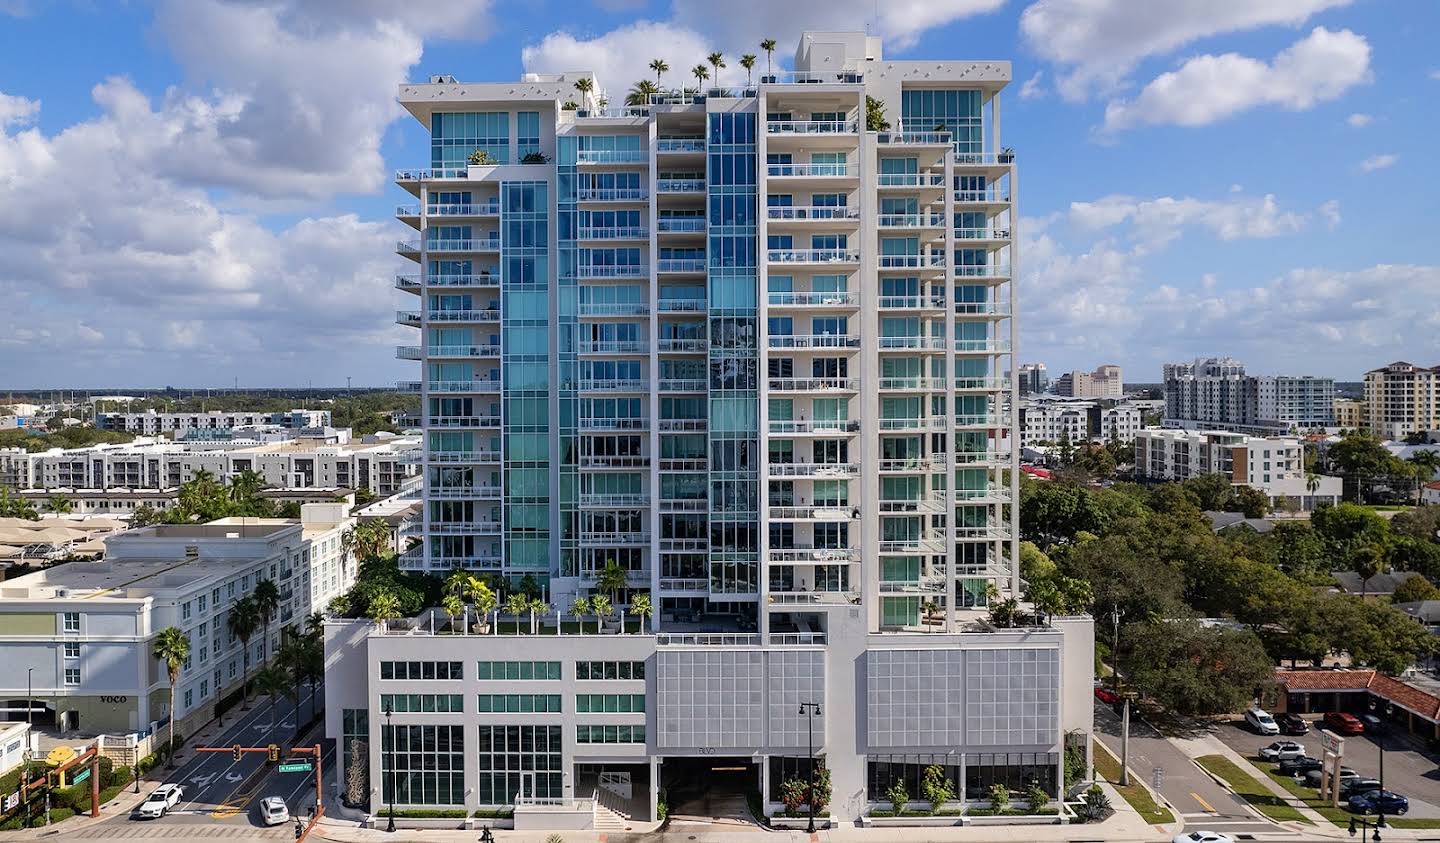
(1214, 716, 1440, 818)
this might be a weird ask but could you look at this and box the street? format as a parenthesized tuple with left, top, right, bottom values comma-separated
(79, 686, 331, 839)
(1214, 718, 1440, 818)
(1094, 700, 1279, 837)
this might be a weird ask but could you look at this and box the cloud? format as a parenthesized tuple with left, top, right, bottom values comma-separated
(1068, 193, 1315, 250)
(1359, 153, 1398, 172)
(1019, 71, 1044, 99)
(1346, 112, 1372, 127)
(1020, 0, 1353, 101)
(523, 22, 713, 95)
(1101, 27, 1371, 132)
(1318, 199, 1341, 229)
(0, 92, 39, 129)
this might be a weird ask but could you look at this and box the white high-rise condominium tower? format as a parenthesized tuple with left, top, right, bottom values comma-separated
(326, 32, 1093, 826)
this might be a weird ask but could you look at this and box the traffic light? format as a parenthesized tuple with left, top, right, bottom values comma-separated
(233, 744, 243, 762)
(267, 744, 280, 763)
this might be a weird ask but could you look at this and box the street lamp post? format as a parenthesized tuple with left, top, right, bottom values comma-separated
(384, 702, 396, 833)
(27, 667, 33, 727)
(1350, 814, 1382, 840)
(799, 702, 822, 833)
(1369, 699, 1393, 828)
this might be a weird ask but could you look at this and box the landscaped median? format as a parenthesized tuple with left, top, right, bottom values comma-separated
(1194, 755, 1307, 824)
(1259, 764, 1440, 830)
(1093, 741, 1175, 824)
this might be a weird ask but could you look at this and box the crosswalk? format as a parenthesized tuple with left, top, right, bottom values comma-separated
(70, 825, 287, 839)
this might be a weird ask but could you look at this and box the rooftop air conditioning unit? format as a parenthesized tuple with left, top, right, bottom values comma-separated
(184, 545, 199, 559)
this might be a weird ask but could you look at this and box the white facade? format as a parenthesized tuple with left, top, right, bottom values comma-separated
(1164, 358, 1334, 434)
(1018, 397, 1142, 447)
(1134, 429, 1342, 511)
(95, 409, 331, 435)
(0, 506, 355, 734)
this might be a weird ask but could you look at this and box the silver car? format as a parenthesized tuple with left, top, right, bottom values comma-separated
(134, 783, 183, 819)
(260, 796, 290, 827)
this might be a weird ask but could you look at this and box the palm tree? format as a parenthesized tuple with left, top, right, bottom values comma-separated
(649, 58, 669, 86)
(740, 53, 757, 86)
(44, 494, 73, 514)
(341, 519, 391, 562)
(760, 38, 777, 79)
(226, 596, 261, 709)
(706, 52, 725, 88)
(304, 611, 325, 639)
(626, 79, 661, 107)
(569, 596, 591, 633)
(503, 592, 529, 631)
(154, 627, 190, 768)
(367, 591, 402, 629)
(628, 592, 653, 633)
(590, 594, 612, 634)
(252, 578, 280, 667)
(574, 77, 594, 109)
(597, 560, 628, 601)
(465, 575, 497, 631)
(527, 597, 549, 635)
(441, 593, 464, 632)
(1408, 450, 1440, 502)
(276, 640, 306, 739)
(1354, 544, 1388, 600)
(691, 64, 709, 94)
(255, 664, 291, 734)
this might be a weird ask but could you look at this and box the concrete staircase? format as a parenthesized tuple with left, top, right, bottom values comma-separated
(594, 801, 631, 831)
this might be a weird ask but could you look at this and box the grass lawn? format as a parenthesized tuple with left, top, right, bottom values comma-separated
(1194, 755, 1308, 824)
(1260, 765, 1440, 829)
(1094, 741, 1175, 824)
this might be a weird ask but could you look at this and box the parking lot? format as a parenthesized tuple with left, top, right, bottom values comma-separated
(1214, 716, 1440, 818)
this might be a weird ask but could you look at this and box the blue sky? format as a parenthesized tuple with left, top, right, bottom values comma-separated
(0, 0, 1437, 388)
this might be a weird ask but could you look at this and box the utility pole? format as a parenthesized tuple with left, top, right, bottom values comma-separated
(1120, 698, 1131, 787)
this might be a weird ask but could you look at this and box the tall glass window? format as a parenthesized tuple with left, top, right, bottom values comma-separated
(476, 725, 563, 804)
(900, 89, 982, 156)
(381, 724, 465, 806)
(432, 112, 510, 169)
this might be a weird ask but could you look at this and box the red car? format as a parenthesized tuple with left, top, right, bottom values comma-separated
(1095, 687, 1120, 705)
(1324, 711, 1364, 735)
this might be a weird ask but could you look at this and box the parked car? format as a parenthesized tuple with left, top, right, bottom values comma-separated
(1340, 778, 1383, 798)
(1173, 833, 1235, 843)
(1095, 686, 1120, 705)
(1324, 711, 1365, 734)
(1304, 767, 1358, 788)
(1359, 713, 1383, 731)
(1258, 740, 1306, 761)
(133, 784, 183, 820)
(1279, 713, 1309, 735)
(1245, 707, 1280, 735)
(1278, 756, 1325, 776)
(259, 796, 290, 826)
(1348, 790, 1409, 815)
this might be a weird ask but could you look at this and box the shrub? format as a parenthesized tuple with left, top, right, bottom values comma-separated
(1080, 784, 1112, 823)
(885, 779, 908, 815)
(545, 835, 565, 843)
(1026, 783, 1049, 813)
(389, 807, 468, 818)
(921, 764, 954, 811)
(779, 777, 806, 817)
(988, 782, 1010, 811)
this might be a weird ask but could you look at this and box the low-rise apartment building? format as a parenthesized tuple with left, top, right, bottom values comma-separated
(95, 409, 331, 436)
(1134, 429, 1342, 511)
(1334, 397, 1367, 430)
(0, 506, 355, 735)
(1054, 365, 1123, 398)
(1164, 358, 1334, 434)
(1017, 397, 1142, 448)
(1364, 361, 1440, 440)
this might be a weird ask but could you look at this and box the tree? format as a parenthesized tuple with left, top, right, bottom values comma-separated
(275, 639, 306, 738)
(465, 576, 497, 629)
(628, 592, 653, 632)
(1181, 473, 1237, 512)
(569, 596, 591, 631)
(590, 594, 612, 634)
(1312, 502, 1391, 578)
(44, 494, 73, 513)
(367, 591, 402, 628)
(503, 592, 530, 627)
(1125, 618, 1274, 716)
(649, 58, 668, 85)
(226, 596, 261, 709)
(154, 627, 191, 768)
(739, 53, 757, 85)
(596, 560, 628, 600)
(691, 64, 709, 93)
(921, 764, 954, 811)
(1233, 485, 1270, 518)
(527, 597, 549, 635)
(1327, 430, 1394, 500)
(626, 79, 660, 107)
(865, 95, 889, 131)
(252, 578, 280, 667)
(573, 77, 594, 108)
(760, 38, 777, 79)
(988, 782, 1010, 810)
(1391, 573, 1440, 604)
(886, 779, 909, 815)
(0, 488, 39, 520)
(129, 504, 162, 527)
(341, 519, 392, 563)
(706, 52, 725, 86)
(1352, 543, 1388, 600)
(441, 593, 464, 631)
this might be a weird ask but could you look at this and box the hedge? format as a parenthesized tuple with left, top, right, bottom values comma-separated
(387, 808, 469, 818)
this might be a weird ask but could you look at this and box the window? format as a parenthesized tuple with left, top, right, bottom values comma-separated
(476, 694, 562, 713)
(381, 724, 465, 806)
(183, 689, 192, 709)
(575, 694, 645, 713)
(62, 612, 79, 633)
(64, 668, 80, 686)
(380, 694, 465, 713)
(575, 661, 646, 680)
(379, 661, 463, 681)
(576, 725, 646, 743)
(200, 679, 209, 699)
(197, 594, 207, 613)
(475, 661, 561, 680)
(476, 726, 562, 805)
(63, 643, 80, 659)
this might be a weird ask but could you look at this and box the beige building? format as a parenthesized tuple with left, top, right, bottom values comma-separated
(1334, 397, 1367, 430)
(1364, 361, 1440, 440)
(1055, 364, 1123, 398)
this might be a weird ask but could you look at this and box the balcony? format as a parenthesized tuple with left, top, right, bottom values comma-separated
(657, 298, 706, 313)
(954, 488, 1012, 503)
(878, 254, 946, 269)
(657, 258, 706, 274)
(658, 578, 709, 593)
(578, 302, 649, 317)
(878, 416, 949, 432)
(394, 168, 468, 181)
(427, 521, 503, 533)
(953, 150, 1016, 166)
(878, 492, 947, 514)
(397, 380, 419, 393)
(428, 344, 501, 358)
(875, 131, 952, 146)
(656, 178, 705, 193)
(766, 206, 860, 222)
(878, 213, 946, 229)
(395, 201, 501, 218)
(657, 338, 707, 353)
(394, 275, 421, 293)
(580, 455, 650, 470)
(877, 376, 947, 391)
(955, 227, 1012, 241)
(955, 413, 1008, 429)
(576, 149, 647, 165)
(768, 505, 857, 521)
(765, 120, 857, 135)
(577, 187, 648, 202)
(426, 379, 502, 393)
(955, 301, 1011, 316)
(428, 555, 503, 571)
(878, 456, 948, 473)
(579, 531, 650, 546)
(657, 217, 706, 233)
(427, 449, 502, 463)
(767, 377, 858, 393)
(396, 345, 422, 360)
(769, 591, 861, 605)
(879, 538, 947, 555)
(955, 524, 1015, 541)
(877, 173, 945, 188)
(878, 336, 947, 352)
(768, 547, 858, 563)
(400, 237, 501, 254)
(766, 163, 852, 179)
(427, 308, 501, 323)
(767, 419, 859, 435)
(953, 188, 1012, 204)
(878, 294, 946, 311)
(658, 458, 707, 473)
(767, 462, 859, 478)
(429, 485, 502, 501)
(579, 379, 648, 392)
(428, 414, 502, 429)
(658, 418, 707, 432)
(579, 418, 648, 431)
(578, 226, 648, 240)
(954, 339, 1013, 353)
(767, 291, 859, 309)
(579, 492, 650, 508)
(577, 264, 647, 279)
(767, 334, 861, 350)
(954, 264, 1012, 279)
(395, 310, 420, 328)
(767, 249, 859, 265)
(658, 378, 706, 392)
(578, 340, 648, 354)
(657, 138, 705, 154)
(954, 377, 1009, 391)
(955, 451, 1009, 466)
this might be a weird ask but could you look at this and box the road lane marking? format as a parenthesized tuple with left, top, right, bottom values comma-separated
(1190, 791, 1217, 813)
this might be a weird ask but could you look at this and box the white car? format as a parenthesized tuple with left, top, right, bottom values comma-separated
(134, 783, 183, 819)
(1258, 740, 1306, 761)
(1244, 707, 1279, 735)
(259, 796, 290, 826)
(1174, 833, 1234, 843)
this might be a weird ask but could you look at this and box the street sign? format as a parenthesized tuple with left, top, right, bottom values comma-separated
(277, 762, 313, 774)
(71, 769, 91, 785)
(4, 791, 18, 811)
(1319, 729, 1345, 756)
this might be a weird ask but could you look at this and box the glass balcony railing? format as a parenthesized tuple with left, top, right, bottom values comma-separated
(765, 119, 857, 134)
(767, 334, 861, 349)
(426, 308, 501, 323)
(656, 178, 705, 193)
(766, 206, 861, 221)
(657, 298, 706, 312)
(657, 138, 706, 153)
(578, 226, 648, 240)
(578, 379, 648, 392)
(424, 379, 502, 393)
(875, 131, 951, 145)
(767, 419, 860, 434)
(577, 264, 648, 279)
(767, 163, 851, 178)
(657, 217, 706, 233)
(577, 187, 648, 201)
(767, 249, 859, 264)
(877, 213, 946, 228)
(767, 291, 859, 307)
(877, 173, 945, 188)
(768, 377, 858, 392)
(658, 378, 707, 392)
(576, 149, 647, 164)
(578, 340, 648, 354)
(427, 343, 501, 357)
(578, 302, 649, 317)
(657, 258, 706, 273)
(878, 294, 946, 310)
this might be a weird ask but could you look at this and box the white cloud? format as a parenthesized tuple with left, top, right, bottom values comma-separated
(522, 22, 713, 96)
(1101, 27, 1371, 132)
(1019, 72, 1044, 100)
(1020, 0, 1353, 101)
(0, 92, 38, 129)
(1346, 112, 1372, 127)
(1360, 153, 1398, 172)
(1068, 193, 1314, 249)
(1319, 199, 1341, 229)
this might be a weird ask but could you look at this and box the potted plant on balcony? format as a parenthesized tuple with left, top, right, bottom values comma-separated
(467, 149, 497, 166)
(759, 38, 777, 83)
(521, 151, 550, 164)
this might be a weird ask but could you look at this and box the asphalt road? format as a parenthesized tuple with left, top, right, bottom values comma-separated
(1214, 717, 1440, 817)
(1094, 699, 1279, 837)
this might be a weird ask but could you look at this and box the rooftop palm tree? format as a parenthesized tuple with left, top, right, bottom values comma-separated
(569, 595, 591, 633)
(760, 38, 777, 79)
(465, 575, 497, 631)
(740, 53, 757, 85)
(574, 77, 595, 109)
(442, 593, 464, 633)
(503, 592, 529, 630)
(590, 594, 612, 635)
(252, 578, 280, 667)
(596, 559, 628, 601)
(706, 52, 725, 88)
(691, 64, 709, 94)
(527, 597, 550, 635)
(341, 519, 391, 563)
(154, 627, 190, 768)
(226, 596, 261, 709)
(628, 592, 653, 633)
(626, 79, 660, 107)
(649, 58, 669, 86)
(367, 591, 402, 629)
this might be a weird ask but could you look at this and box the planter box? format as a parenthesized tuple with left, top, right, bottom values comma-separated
(365, 816, 469, 830)
(966, 813, 1061, 826)
(863, 815, 964, 827)
(770, 816, 835, 829)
